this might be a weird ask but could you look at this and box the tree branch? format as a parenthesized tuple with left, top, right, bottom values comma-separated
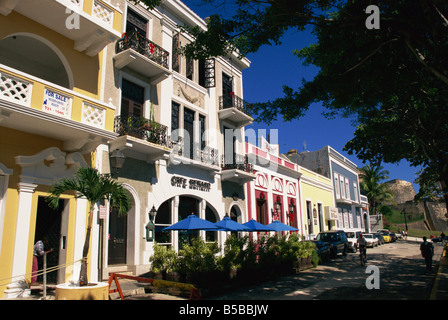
(404, 39, 448, 87)
(342, 38, 399, 76)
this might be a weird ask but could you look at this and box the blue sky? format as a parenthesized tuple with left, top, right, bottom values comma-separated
(183, 0, 422, 191)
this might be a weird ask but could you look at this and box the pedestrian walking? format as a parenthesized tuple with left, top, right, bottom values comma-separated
(31, 237, 53, 285)
(420, 236, 434, 272)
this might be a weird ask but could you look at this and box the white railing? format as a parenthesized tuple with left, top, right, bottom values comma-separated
(0, 71, 33, 106)
(92, 0, 114, 26)
(81, 102, 106, 129)
(0, 64, 108, 130)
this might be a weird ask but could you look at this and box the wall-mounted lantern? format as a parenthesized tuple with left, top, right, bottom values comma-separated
(146, 205, 157, 242)
(110, 149, 126, 174)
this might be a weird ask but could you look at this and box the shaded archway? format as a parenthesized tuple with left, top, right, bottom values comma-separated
(153, 195, 220, 248)
(0, 33, 72, 89)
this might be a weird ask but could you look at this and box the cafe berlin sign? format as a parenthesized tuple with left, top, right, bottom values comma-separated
(171, 176, 211, 192)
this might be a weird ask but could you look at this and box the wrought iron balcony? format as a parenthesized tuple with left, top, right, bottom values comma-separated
(114, 115, 170, 147)
(219, 94, 251, 116)
(218, 93, 253, 127)
(221, 153, 255, 183)
(171, 137, 220, 168)
(116, 30, 169, 69)
(221, 154, 254, 173)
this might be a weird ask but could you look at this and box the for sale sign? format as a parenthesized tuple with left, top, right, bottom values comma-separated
(42, 88, 72, 119)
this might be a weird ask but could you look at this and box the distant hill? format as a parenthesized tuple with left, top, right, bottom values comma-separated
(383, 179, 416, 205)
(382, 179, 447, 232)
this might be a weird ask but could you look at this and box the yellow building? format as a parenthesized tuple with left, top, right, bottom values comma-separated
(298, 166, 336, 239)
(0, 0, 122, 298)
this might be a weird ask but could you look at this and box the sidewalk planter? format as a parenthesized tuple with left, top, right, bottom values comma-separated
(55, 282, 109, 300)
(295, 257, 313, 271)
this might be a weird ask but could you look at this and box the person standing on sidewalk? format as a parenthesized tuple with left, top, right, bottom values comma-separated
(420, 236, 434, 272)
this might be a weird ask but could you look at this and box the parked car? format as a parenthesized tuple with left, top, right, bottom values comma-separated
(363, 233, 379, 247)
(431, 234, 447, 243)
(373, 232, 384, 245)
(345, 230, 363, 253)
(313, 230, 348, 258)
(379, 230, 391, 243)
(389, 232, 397, 242)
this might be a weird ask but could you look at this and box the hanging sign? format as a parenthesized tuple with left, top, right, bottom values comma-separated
(99, 205, 108, 219)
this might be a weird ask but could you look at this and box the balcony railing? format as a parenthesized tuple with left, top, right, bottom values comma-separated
(219, 93, 251, 116)
(114, 115, 170, 147)
(116, 31, 169, 69)
(221, 154, 254, 173)
(172, 137, 219, 167)
(0, 63, 112, 131)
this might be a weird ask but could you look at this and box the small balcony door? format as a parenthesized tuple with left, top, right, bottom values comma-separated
(121, 79, 144, 118)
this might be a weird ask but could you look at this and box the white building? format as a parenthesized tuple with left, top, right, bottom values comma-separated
(100, 0, 254, 278)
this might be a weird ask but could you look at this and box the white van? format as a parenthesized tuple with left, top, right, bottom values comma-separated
(340, 228, 363, 253)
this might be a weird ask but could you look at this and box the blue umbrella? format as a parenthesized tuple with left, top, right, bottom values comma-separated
(266, 220, 299, 232)
(163, 214, 219, 231)
(243, 219, 275, 232)
(214, 216, 251, 232)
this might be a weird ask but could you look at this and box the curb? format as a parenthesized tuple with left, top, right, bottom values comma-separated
(429, 243, 447, 300)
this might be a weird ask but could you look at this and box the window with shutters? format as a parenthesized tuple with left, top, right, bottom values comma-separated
(199, 59, 215, 88)
(121, 79, 144, 118)
(186, 58, 194, 80)
(171, 101, 180, 142)
(172, 32, 180, 73)
(126, 9, 147, 37)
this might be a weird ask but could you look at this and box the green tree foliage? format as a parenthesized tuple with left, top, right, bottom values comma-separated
(359, 164, 394, 215)
(135, 0, 448, 210)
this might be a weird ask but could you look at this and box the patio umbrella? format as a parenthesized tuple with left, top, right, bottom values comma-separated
(163, 214, 219, 231)
(243, 219, 275, 232)
(266, 220, 299, 232)
(214, 216, 251, 232)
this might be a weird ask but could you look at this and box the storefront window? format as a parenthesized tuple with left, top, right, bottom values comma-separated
(205, 206, 218, 242)
(155, 200, 171, 245)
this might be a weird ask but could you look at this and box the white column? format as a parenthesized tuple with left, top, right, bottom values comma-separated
(172, 196, 179, 252)
(89, 204, 99, 283)
(71, 194, 87, 283)
(11, 182, 37, 281)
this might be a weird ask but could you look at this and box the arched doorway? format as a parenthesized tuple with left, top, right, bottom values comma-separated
(153, 196, 220, 250)
(0, 34, 72, 88)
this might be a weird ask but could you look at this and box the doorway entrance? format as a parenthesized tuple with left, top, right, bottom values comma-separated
(108, 206, 128, 265)
(34, 196, 68, 284)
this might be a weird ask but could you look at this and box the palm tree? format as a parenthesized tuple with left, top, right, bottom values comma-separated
(46, 167, 131, 286)
(359, 163, 395, 215)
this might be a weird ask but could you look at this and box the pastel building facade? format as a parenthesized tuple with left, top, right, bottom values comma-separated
(98, 0, 254, 278)
(0, 0, 123, 297)
(284, 146, 369, 233)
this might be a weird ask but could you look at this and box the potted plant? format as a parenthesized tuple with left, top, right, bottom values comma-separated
(296, 240, 317, 271)
(150, 243, 178, 280)
(46, 167, 131, 300)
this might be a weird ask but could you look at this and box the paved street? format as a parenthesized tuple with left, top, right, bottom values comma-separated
(211, 239, 444, 300)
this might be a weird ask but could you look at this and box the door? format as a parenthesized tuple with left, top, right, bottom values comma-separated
(34, 197, 65, 284)
(183, 108, 195, 159)
(222, 72, 233, 107)
(108, 207, 127, 265)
